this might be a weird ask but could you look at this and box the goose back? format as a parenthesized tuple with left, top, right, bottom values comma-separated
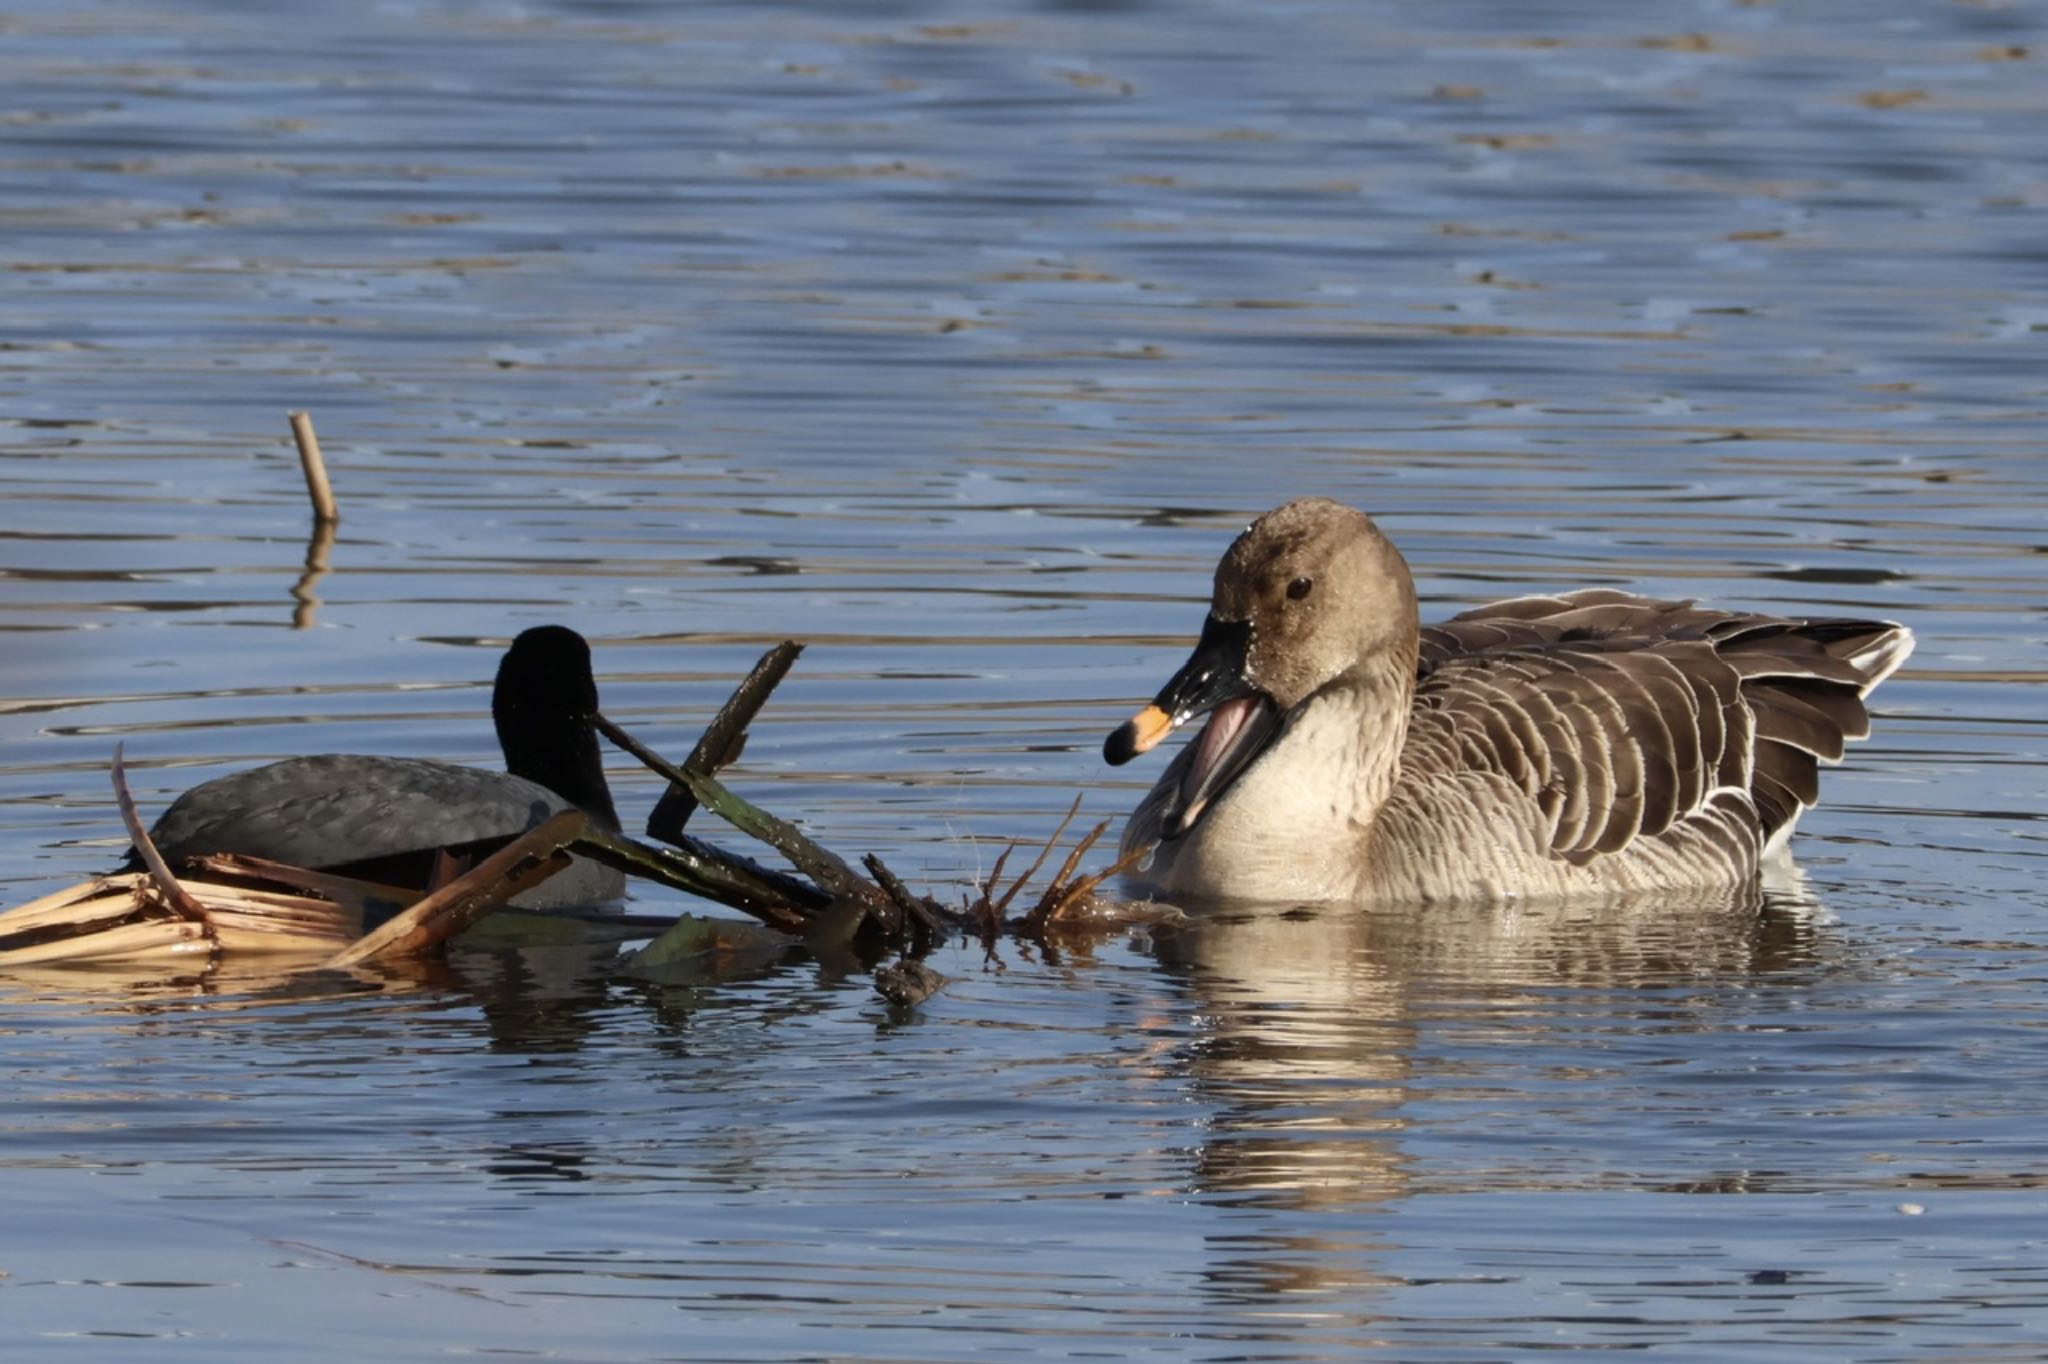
(1406, 590, 1913, 867)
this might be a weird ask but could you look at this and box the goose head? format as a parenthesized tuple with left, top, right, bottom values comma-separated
(1104, 499, 1418, 838)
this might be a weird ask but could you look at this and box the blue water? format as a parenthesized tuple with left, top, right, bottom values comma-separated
(3, 0, 2045, 1357)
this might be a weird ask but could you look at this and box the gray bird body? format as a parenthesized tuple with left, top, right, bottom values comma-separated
(130, 627, 626, 910)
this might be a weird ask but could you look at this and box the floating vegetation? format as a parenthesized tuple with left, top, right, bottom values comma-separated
(2, 637, 1161, 993)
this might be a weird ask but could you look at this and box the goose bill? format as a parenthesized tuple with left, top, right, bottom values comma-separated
(1167, 692, 1280, 837)
(1103, 613, 1281, 835)
(1103, 614, 1255, 767)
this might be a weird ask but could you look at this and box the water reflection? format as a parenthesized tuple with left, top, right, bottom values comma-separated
(446, 936, 628, 1055)
(289, 518, 335, 631)
(1150, 884, 1832, 1302)
(0, 951, 389, 1009)
(1151, 884, 1827, 1206)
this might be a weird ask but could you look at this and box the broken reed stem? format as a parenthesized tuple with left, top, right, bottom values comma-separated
(110, 743, 213, 926)
(1030, 839, 1155, 931)
(991, 794, 1084, 918)
(0, 917, 213, 967)
(186, 854, 415, 906)
(0, 878, 151, 944)
(646, 640, 803, 839)
(287, 410, 339, 526)
(967, 843, 1017, 942)
(324, 811, 584, 967)
(861, 853, 945, 951)
(1044, 820, 1110, 900)
(593, 711, 876, 905)
(571, 826, 823, 935)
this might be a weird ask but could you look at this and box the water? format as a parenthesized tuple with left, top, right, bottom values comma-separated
(3, 0, 2046, 1356)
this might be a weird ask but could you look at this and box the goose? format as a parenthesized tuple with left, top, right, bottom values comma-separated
(1104, 499, 1914, 903)
(130, 625, 626, 909)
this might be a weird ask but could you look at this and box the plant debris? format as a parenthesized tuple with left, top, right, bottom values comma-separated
(3, 641, 1165, 984)
(873, 957, 946, 1010)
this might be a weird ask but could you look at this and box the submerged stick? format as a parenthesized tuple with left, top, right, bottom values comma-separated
(287, 410, 339, 526)
(110, 743, 212, 926)
(324, 811, 584, 967)
(874, 958, 945, 1010)
(646, 641, 803, 839)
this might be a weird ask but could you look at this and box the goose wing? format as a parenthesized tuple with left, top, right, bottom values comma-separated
(1409, 591, 1912, 863)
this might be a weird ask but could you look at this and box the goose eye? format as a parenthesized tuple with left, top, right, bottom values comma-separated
(1286, 576, 1314, 601)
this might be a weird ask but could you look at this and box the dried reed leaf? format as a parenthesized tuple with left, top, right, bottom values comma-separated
(325, 811, 584, 967)
(0, 878, 149, 940)
(0, 916, 212, 967)
(110, 743, 211, 926)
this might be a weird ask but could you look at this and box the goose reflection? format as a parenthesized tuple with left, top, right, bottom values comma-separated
(1143, 879, 1831, 1298)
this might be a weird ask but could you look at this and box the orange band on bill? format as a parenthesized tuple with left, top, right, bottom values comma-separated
(1123, 704, 1175, 756)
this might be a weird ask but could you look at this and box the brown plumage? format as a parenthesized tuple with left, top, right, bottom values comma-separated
(1412, 592, 1908, 865)
(1105, 500, 1913, 903)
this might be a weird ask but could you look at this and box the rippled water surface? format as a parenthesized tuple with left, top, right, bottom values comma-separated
(4, 0, 2046, 1357)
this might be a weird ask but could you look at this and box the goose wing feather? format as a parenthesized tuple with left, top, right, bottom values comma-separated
(1411, 640, 1741, 862)
(1411, 593, 1911, 863)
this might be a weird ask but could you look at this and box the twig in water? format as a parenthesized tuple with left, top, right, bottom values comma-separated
(861, 853, 945, 955)
(571, 825, 823, 936)
(963, 843, 1017, 950)
(1045, 819, 1110, 903)
(594, 711, 877, 905)
(1018, 839, 1156, 937)
(110, 743, 213, 928)
(287, 410, 339, 526)
(989, 794, 1084, 920)
(646, 641, 803, 839)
